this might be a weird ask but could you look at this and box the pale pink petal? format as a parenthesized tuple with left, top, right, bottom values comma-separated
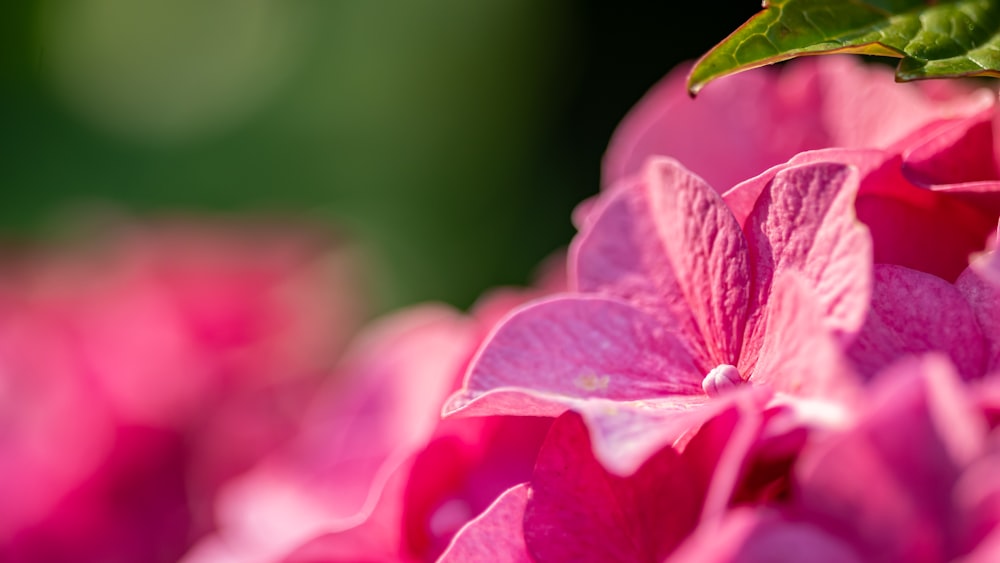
(573, 158, 751, 370)
(726, 148, 996, 282)
(749, 273, 860, 398)
(573, 387, 769, 477)
(795, 355, 987, 562)
(445, 295, 702, 418)
(437, 484, 532, 563)
(723, 148, 887, 229)
(670, 508, 866, 563)
(743, 161, 871, 343)
(523, 413, 700, 562)
(847, 265, 986, 380)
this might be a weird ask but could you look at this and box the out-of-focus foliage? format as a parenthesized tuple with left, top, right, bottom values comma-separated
(690, 0, 1000, 95)
(0, 1, 758, 310)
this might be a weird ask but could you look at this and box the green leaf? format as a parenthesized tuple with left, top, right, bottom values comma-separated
(688, 0, 1000, 95)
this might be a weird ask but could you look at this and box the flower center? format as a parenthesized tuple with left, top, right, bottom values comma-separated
(701, 364, 742, 397)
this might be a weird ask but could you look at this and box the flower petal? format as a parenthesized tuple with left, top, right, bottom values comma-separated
(573, 387, 770, 477)
(848, 265, 986, 380)
(744, 161, 871, 344)
(795, 355, 987, 562)
(445, 295, 702, 418)
(437, 484, 532, 563)
(957, 252, 1000, 373)
(670, 508, 866, 563)
(573, 157, 751, 370)
(749, 273, 860, 398)
(523, 412, 701, 563)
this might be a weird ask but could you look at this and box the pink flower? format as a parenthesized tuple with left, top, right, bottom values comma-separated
(441, 388, 809, 562)
(446, 156, 868, 474)
(672, 354, 1000, 563)
(185, 272, 564, 563)
(183, 305, 480, 563)
(727, 146, 1000, 380)
(604, 56, 993, 191)
(0, 219, 357, 562)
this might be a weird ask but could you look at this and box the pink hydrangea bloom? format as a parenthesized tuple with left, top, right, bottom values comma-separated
(0, 219, 357, 562)
(446, 155, 868, 474)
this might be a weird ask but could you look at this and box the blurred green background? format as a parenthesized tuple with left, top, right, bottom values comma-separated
(0, 1, 758, 311)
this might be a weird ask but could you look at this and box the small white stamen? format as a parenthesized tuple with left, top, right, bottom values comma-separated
(702, 364, 742, 397)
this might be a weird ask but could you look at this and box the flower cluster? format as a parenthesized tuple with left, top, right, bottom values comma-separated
(434, 57, 1000, 562)
(0, 219, 359, 562)
(238, 56, 996, 562)
(5, 55, 1000, 563)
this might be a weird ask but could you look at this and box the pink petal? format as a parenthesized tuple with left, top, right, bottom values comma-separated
(400, 416, 550, 559)
(573, 387, 770, 477)
(670, 508, 866, 563)
(445, 295, 702, 418)
(748, 272, 860, 398)
(847, 265, 986, 380)
(606, 54, 990, 192)
(723, 148, 888, 229)
(902, 109, 999, 186)
(727, 148, 997, 283)
(957, 253, 1000, 373)
(603, 61, 827, 191)
(743, 161, 871, 344)
(678, 397, 765, 522)
(815, 55, 993, 150)
(953, 453, 1000, 554)
(573, 157, 751, 370)
(203, 306, 475, 561)
(523, 413, 701, 562)
(437, 484, 532, 563)
(795, 355, 987, 562)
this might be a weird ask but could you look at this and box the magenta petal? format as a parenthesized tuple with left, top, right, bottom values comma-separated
(573, 157, 751, 369)
(437, 484, 532, 563)
(903, 110, 999, 186)
(524, 413, 700, 562)
(848, 265, 986, 380)
(669, 508, 865, 563)
(744, 161, 872, 341)
(445, 295, 702, 418)
(795, 355, 987, 562)
(957, 253, 1000, 373)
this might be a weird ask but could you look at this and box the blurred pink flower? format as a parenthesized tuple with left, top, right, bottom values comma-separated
(0, 218, 359, 562)
(184, 268, 565, 563)
(671, 354, 1000, 563)
(604, 56, 993, 191)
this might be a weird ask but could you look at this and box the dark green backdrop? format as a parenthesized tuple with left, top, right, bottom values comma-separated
(0, 1, 758, 311)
